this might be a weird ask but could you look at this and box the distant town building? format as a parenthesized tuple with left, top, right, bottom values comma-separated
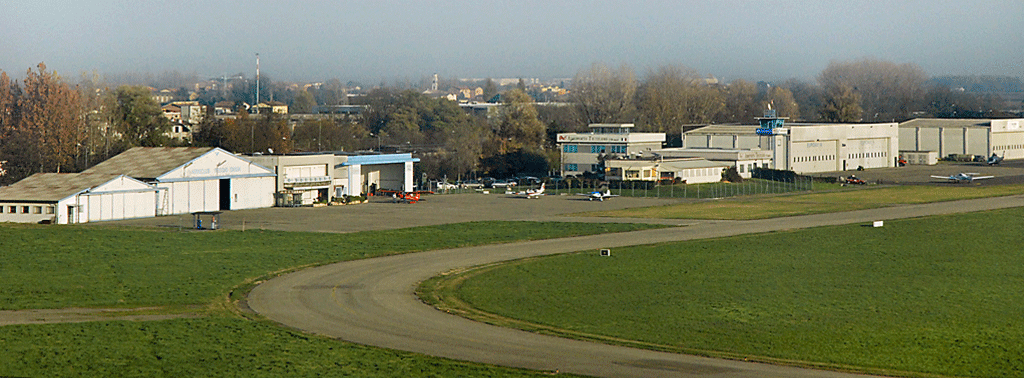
(256, 101, 288, 114)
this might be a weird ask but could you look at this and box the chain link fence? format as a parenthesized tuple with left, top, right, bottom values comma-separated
(427, 168, 815, 199)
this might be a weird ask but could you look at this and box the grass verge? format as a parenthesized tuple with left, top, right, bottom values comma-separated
(424, 207, 1024, 377)
(576, 184, 1024, 219)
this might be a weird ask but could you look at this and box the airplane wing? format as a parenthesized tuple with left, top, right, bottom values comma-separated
(973, 175, 995, 180)
(930, 175, 952, 180)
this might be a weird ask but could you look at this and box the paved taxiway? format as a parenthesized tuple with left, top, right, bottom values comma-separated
(249, 194, 1024, 378)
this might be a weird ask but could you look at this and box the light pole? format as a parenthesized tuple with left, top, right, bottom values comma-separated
(370, 133, 381, 151)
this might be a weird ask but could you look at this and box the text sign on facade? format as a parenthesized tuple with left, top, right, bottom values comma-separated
(557, 134, 628, 143)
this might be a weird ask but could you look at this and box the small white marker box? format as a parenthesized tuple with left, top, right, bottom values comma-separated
(873, 221, 884, 228)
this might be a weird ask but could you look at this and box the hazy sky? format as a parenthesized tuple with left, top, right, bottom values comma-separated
(4, 0, 1022, 84)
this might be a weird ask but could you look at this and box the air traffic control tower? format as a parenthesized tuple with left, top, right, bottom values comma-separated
(755, 109, 789, 170)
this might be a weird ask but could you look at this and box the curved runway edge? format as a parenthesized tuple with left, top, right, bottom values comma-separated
(249, 195, 1024, 378)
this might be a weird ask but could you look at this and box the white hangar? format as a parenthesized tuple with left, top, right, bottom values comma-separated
(682, 114, 899, 174)
(82, 147, 276, 215)
(899, 118, 1024, 160)
(0, 173, 160, 224)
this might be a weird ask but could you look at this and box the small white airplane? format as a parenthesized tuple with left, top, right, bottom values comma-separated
(931, 173, 995, 183)
(514, 183, 545, 199)
(577, 189, 619, 201)
(987, 154, 1004, 165)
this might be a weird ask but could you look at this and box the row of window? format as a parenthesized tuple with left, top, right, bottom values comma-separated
(993, 144, 1023, 151)
(794, 155, 835, 163)
(847, 151, 888, 159)
(562, 145, 627, 154)
(563, 164, 603, 172)
(1, 205, 53, 214)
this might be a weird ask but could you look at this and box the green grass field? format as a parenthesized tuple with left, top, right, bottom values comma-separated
(437, 207, 1024, 377)
(0, 316, 575, 378)
(577, 184, 1024, 220)
(0, 221, 660, 310)
(0, 221, 653, 377)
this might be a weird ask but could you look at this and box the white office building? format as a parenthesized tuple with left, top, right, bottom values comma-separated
(557, 124, 665, 176)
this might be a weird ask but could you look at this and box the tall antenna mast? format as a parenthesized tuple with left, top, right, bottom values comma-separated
(255, 53, 260, 114)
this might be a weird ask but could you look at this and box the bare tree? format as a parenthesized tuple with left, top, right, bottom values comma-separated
(819, 59, 927, 122)
(635, 65, 724, 131)
(717, 79, 760, 124)
(779, 79, 822, 121)
(820, 83, 863, 122)
(18, 63, 85, 174)
(763, 86, 801, 121)
(571, 63, 637, 124)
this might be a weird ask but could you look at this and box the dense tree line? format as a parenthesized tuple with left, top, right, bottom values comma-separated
(569, 63, 802, 131)
(570, 59, 1015, 129)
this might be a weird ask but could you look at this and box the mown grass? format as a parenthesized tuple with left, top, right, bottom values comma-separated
(0, 221, 662, 310)
(0, 221, 651, 377)
(577, 183, 1024, 220)
(440, 207, 1024, 377)
(0, 316, 577, 377)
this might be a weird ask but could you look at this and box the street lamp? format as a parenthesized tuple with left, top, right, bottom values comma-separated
(370, 133, 381, 151)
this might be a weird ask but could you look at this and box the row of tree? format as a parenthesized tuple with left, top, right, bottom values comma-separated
(571, 59, 1014, 130)
(0, 64, 177, 185)
(3, 59, 1018, 186)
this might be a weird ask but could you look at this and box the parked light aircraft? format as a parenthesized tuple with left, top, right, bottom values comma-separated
(514, 183, 545, 199)
(577, 189, 619, 201)
(931, 173, 995, 183)
(988, 154, 1004, 165)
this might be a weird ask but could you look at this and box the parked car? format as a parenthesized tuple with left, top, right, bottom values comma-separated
(436, 181, 459, 190)
(517, 176, 541, 185)
(460, 180, 484, 189)
(491, 179, 517, 188)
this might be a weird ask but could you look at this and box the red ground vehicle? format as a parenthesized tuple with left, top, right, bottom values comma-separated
(378, 190, 426, 204)
(843, 176, 866, 185)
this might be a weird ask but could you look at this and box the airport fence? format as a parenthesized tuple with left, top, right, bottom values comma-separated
(427, 175, 815, 199)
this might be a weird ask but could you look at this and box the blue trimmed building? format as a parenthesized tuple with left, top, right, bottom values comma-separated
(247, 152, 420, 204)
